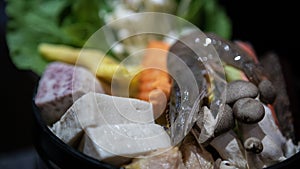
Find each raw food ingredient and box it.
[38,43,128,83]
[137,41,171,119]
[80,124,171,166]
[6,0,232,75]
[125,147,185,169]
[35,62,103,125]
[51,92,154,146]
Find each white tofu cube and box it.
[51,93,154,146]
[80,124,171,166]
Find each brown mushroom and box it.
[214,104,235,137]
[244,137,263,154]
[233,98,265,124]
[258,79,276,104]
[193,104,235,145]
[226,80,258,104]
[214,159,239,169]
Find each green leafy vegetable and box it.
[201,0,232,39]
[6,0,231,75]
[176,0,231,39]
[6,0,104,75]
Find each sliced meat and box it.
[260,53,295,140]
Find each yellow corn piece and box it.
[38,43,129,83]
[38,43,141,97]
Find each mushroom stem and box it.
[210,130,248,169]
[180,134,215,169]
[257,105,286,147]
[244,151,264,169]
[240,104,287,167]
[193,105,235,146]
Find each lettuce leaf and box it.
[6,0,104,75]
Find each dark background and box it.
[1,0,38,153]
[1,0,299,155]
[220,0,300,141]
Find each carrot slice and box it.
[136,41,171,120]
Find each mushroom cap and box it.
[244,137,263,154]
[215,159,238,169]
[233,98,265,124]
[258,79,276,104]
[226,80,259,104]
[214,104,235,137]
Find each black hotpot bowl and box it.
[28,1,300,168]
[32,97,118,169]
[32,93,300,169]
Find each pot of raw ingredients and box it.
[5,0,300,168]
[32,32,300,169]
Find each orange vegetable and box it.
[136,41,171,120]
